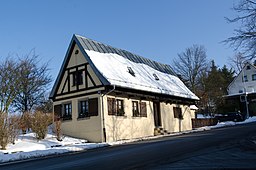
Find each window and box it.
[243,75,248,82]
[63,103,72,120]
[153,73,159,80]
[107,98,125,116]
[117,99,125,116]
[132,101,147,117]
[107,98,116,115]
[246,65,251,70]
[173,107,182,119]
[78,100,89,118]
[78,98,98,118]
[72,70,83,86]
[252,74,256,81]
[132,101,139,117]
[127,66,135,76]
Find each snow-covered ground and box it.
[1,117,256,163]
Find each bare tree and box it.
[228,52,247,74]
[0,58,21,114]
[13,50,52,113]
[172,45,208,93]
[224,0,256,59]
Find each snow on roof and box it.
[85,50,199,100]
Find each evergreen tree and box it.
[200,61,234,114]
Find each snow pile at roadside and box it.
[0,133,108,163]
[196,116,256,131]
[0,117,256,163]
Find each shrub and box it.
[30,111,52,140]
[8,115,20,144]
[0,113,20,150]
[19,112,31,134]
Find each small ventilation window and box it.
[127,67,135,76]
[153,73,159,80]
[246,65,251,70]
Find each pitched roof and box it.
[75,35,175,75]
[50,34,199,100]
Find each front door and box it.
[153,102,161,127]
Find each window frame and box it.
[132,101,140,117]
[78,100,89,118]
[72,70,83,86]
[63,103,72,120]
[78,98,98,119]
[243,75,248,82]
[116,99,125,116]
[252,74,256,81]
[173,107,183,119]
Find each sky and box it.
[0,0,240,87]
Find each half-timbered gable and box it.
[51,42,106,102]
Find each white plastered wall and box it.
[103,95,155,142]
[53,94,102,142]
[103,95,195,142]
[161,103,194,133]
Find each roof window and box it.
[127,67,135,76]
[153,73,159,80]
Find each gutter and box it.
[101,85,116,142]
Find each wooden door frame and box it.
[153,101,161,127]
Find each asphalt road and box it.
[1,122,256,170]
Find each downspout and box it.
[101,85,116,142]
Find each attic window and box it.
[246,65,251,70]
[72,70,83,86]
[127,67,135,76]
[243,75,248,82]
[153,73,159,80]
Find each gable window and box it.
[72,70,83,86]
[252,74,256,81]
[107,98,125,116]
[242,75,248,82]
[246,65,251,70]
[78,98,98,118]
[173,107,183,119]
[132,101,139,117]
[63,103,72,120]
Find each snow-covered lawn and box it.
[1,117,256,163]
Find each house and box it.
[49,34,199,142]
[226,62,256,117]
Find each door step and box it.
[154,127,169,136]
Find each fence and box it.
[192,118,218,129]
